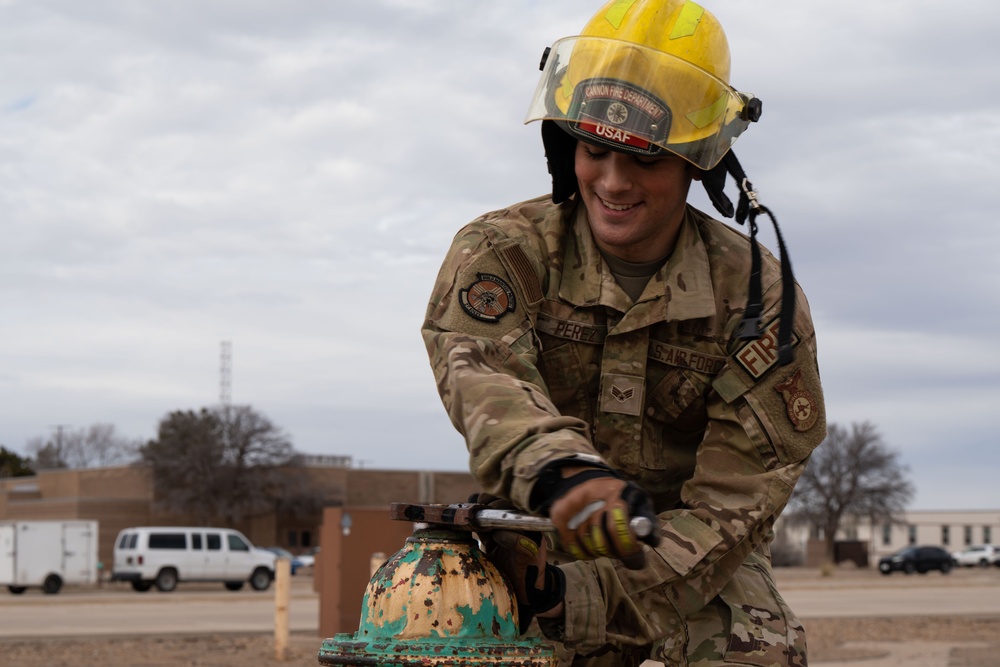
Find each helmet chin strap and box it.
[705,151,797,365]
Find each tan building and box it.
[836,509,1000,562]
[778,509,1000,567]
[0,460,480,571]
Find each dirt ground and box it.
[3,616,999,666]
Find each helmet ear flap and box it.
[542,120,579,204]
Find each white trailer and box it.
[0,520,99,594]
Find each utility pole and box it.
[49,424,71,449]
[45,424,72,468]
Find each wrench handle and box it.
[473,508,654,539]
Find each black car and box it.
[878,546,954,575]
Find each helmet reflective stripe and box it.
[669,2,704,39]
[605,0,638,30]
[687,92,728,130]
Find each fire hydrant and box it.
[317,509,557,667]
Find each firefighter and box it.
[422,1,825,664]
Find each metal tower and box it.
[220,340,232,406]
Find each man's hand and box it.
[545,467,660,568]
[470,494,565,631]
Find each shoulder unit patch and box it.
[459,273,516,323]
[774,369,819,432]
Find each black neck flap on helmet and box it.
[541,121,797,366]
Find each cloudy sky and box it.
[2,1,998,511]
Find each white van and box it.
[111,527,275,592]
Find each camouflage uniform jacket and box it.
[422,195,825,664]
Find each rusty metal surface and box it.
[318,527,556,667]
[389,502,481,529]
[317,636,558,667]
[359,529,516,640]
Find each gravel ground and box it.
[3,616,999,666]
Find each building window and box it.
[882,524,892,546]
[964,526,973,546]
[302,530,312,548]
[942,525,950,546]
[908,525,917,545]
[288,531,298,548]
[985,527,992,545]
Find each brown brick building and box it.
[0,460,480,571]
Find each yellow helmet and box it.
[525,0,760,170]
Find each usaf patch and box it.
[774,369,819,432]
[459,273,516,323]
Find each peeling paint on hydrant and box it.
[317,528,556,666]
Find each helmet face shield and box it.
[525,36,753,170]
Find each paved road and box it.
[775,566,1000,618]
[1,567,998,639]
[0,578,321,639]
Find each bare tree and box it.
[787,421,914,563]
[25,424,140,470]
[141,405,322,525]
[72,423,141,467]
[141,408,226,525]
[26,436,67,470]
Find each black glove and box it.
[468,493,565,633]
[530,463,660,569]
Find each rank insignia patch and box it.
[459,273,516,323]
[774,369,819,432]
[600,373,644,417]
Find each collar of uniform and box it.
[559,204,716,323]
[654,207,716,321]
[559,204,630,311]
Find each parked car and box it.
[296,547,319,570]
[951,545,998,568]
[111,527,275,592]
[260,547,303,575]
[878,545,954,575]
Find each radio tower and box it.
[220,340,232,406]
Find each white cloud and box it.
[1,0,998,510]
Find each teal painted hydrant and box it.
[317,525,556,667]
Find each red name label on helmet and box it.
[578,122,651,150]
